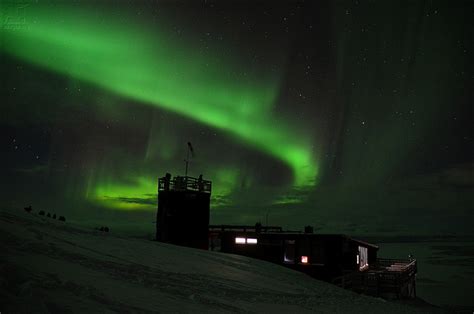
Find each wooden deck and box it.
[334,258,417,299]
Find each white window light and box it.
[301,256,309,264]
[356,254,360,264]
[247,238,258,244]
[235,237,246,244]
[358,246,369,270]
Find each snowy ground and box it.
[0,208,444,313]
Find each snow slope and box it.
[0,208,443,313]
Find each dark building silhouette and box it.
[155,172,416,299]
[156,173,211,250]
[209,225,417,299]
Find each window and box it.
[235,237,257,244]
[301,255,309,264]
[283,240,295,263]
[247,238,258,244]
[235,237,246,244]
[358,246,368,270]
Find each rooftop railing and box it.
[158,175,212,193]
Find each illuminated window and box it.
[358,246,368,270]
[247,238,258,244]
[284,240,295,263]
[235,237,246,244]
[356,254,360,264]
[301,256,309,264]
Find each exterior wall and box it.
[344,240,379,272]
[156,190,210,249]
[368,246,378,265]
[216,232,378,281]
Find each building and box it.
[156,173,211,250]
[209,224,417,299]
[156,174,416,299]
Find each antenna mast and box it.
[184,142,194,177]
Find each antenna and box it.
[184,142,194,177]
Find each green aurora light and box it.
[1,5,319,205]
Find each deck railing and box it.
[375,258,417,274]
[335,258,417,298]
[158,176,212,193]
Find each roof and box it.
[347,236,379,250]
[210,226,379,249]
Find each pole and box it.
[185,144,190,177]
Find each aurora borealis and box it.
[1,0,472,235]
[1,4,318,187]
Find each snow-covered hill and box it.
[0,208,442,313]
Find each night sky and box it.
[1,0,472,235]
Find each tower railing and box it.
[158,175,212,193]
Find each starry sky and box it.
[1,0,472,236]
